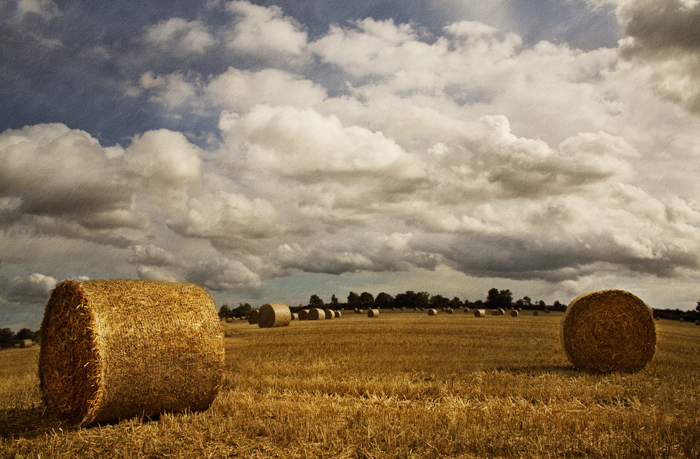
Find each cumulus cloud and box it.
[224,0,308,63]
[130,243,186,267]
[144,18,215,54]
[186,257,262,291]
[16,0,61,21]
[0,124,147,233]
[8,273,56,300]
[126,129,203,187]
[167,191,282,250]
[617,0,700,114]
[137,265,183,282]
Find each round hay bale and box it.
[39,279,224,426]
[334,310,342,318]
[13,343,20,348]
[560,289,656,374]
[446,309,454,314]
[428,309,438,316]
[291,313,298,321]
[474,309,486,318]
[511,310,519,317]
[498,308,505,315]
[258,303,292,328]
[19,339,34,348]
[463,308,470,313]
[367,309,379,318]
[533,311,539,316]
[323,309,334,320]
[248,309,259,325]
[679,318,685,322]
[298,309,309,320]
[695,320,699,326]
[307,308,325,320]
[225,317,233,323]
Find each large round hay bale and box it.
[510,310,519,317]
[248,309,259,325]
[307,308,325,320]
[334,311,342,318]
[298,309,310,320]
[428,309,437,316]
[367,309,379,318]
[39,279,224,426]
[19,339,34,348]
[258,303,292,328]
[323,309,334,320]
[560,290,656,373]
[474,309,486,317]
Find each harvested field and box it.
[2,312,699,458]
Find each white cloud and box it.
[224,0,308,63]
[137,266,183,282]
[130,243,186,267]
[16,0,61,21]
[144,18,215,54]
[8,273,56,299]
[127,129,203,187]
[186,257,262,291]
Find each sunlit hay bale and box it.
[298,309,309,320]
[225,317,233,323]
[560,289,656,374]
[491,310,499,316]
[258,303,292,328]
[19,339,34,348]
[13,343,20,348]
[498,308,505,315]
[428,309,438,316]
[334,311,342,318]
[307,308,325,320]
[474,309,486,318]
[367,309,379,318]
[247,309,259,325]
[323,309,334,320]
[291,313,298,321]
[447,309,454,314]
[511,310,519,317]
[354,308,359,314]
[39,279,224,426]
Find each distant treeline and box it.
[0,327,40,348]
[220,289,700,323]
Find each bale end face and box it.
[258,303,292,328]
[560,289,656,374]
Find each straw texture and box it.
[307,308,325,320]
[39,279,224,426]
[324,309,334,320]
[367,309,379,317]
[258,303,292,328]
[560,289,656,374]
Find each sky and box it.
[1,0,700,331]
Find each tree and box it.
[0,328,14,344]
[485,288,513,309]
[309,294,324,308]
[696,300,700,313]
[375,292,394,309]
[218,304,233,319]
[330,294,339,309]
[347,292,360,307]
[522,296,532,307]
[233,303,253,318]
[394,291,430,309]
[359,292,375,307]
[16,328,36,340]
[430,294,450,309]
[449,297,463,309]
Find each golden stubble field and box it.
[1,310,699,458]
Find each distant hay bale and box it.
[324,309,334,320]
[367,309,379,318]
[13,343,20,348]
[291,313,298,321]
[511,310,519,317]
[533,311,539,316]
[491,310,499,316]
[39,279,224,426]
[248,309,259,325]
[354,308,360,314]
[428,309,438,316]
[225,317,233,323]
[446,309,454,314]
[474,309,486,317]
[334,311,342,318]
[498,308,505,315]
[298,309,310,320]
[463,308,470,313]
[258,303,292,328]
[560,289,656,374]
[695,320,699,326]
[679,318,685,322]
[307,308,325,320]
[19,339,34,348]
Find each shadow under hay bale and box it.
[560,289,656,374]
[39,279,224,426]
[258,303,292,328]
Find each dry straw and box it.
[258,303,292,328]
[248,309,259,325]
[474,309,486,317]
[298,309,309,320]
[367,309,379,318]
[39,279,224,426]
[428,309,437,316]
[307,308,325,320]
[560,289,656,373]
